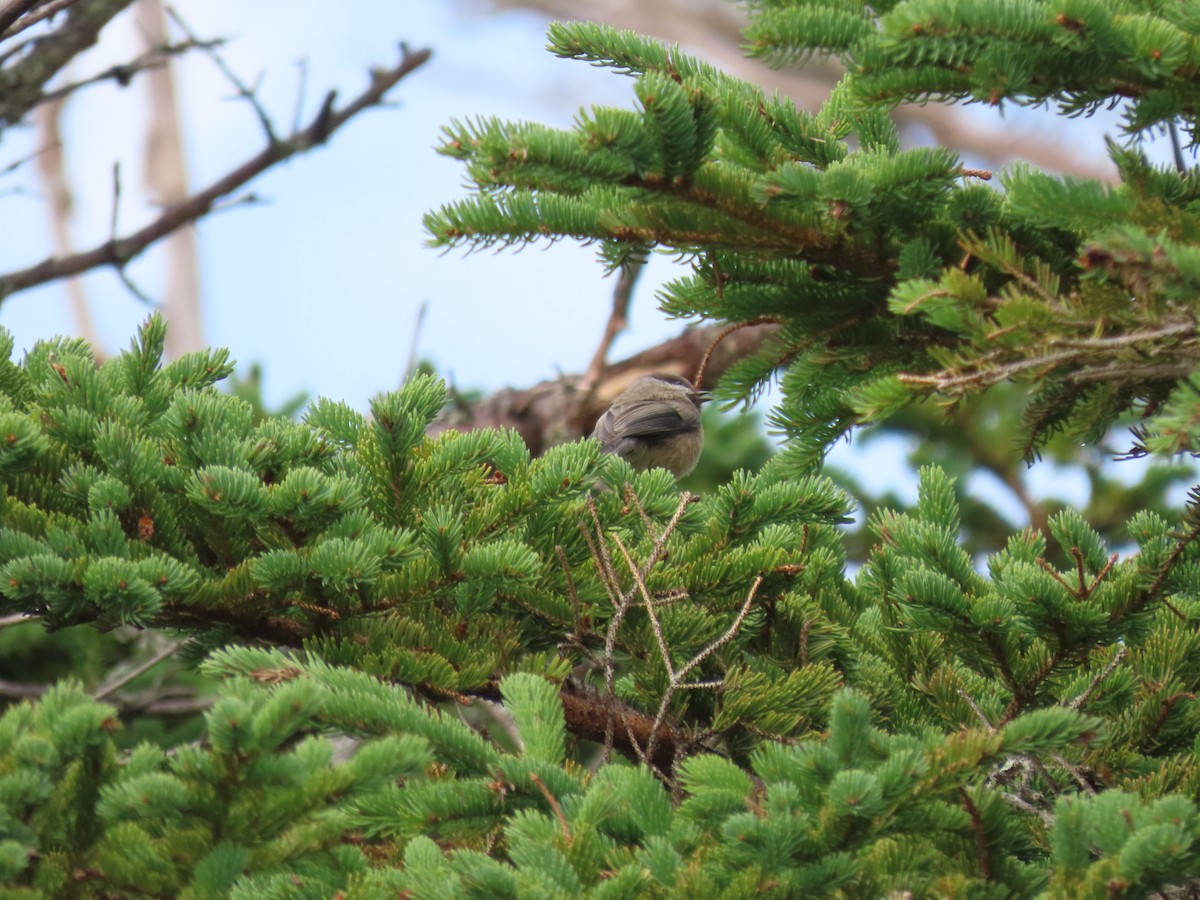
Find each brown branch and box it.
[0,0,133,130]
[558,679,684,773]
[1,0,83,41]
[0,0,40,36]
[577,256,644,404]
[0,42,433,304]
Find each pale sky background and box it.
[0,0,1180,523]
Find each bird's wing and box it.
[592,401,693,453]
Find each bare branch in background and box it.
[39,36,220,105]
[0,43,433,304]
[165,4,275,145]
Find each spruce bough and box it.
[3,0,1200,895]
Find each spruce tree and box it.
[4,1,1200,896]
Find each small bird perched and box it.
[590,373,707,479]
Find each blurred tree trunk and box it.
[136,0,202,358]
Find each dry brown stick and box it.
[0,43,433,304]
[529,772,572,841]
[645,575,761,767]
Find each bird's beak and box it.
[693,390,712,404]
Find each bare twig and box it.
[693,316,779,388]
[0,677,48,700]
[108,159,156,306]
[643,573,763,771]
[956,687,996,730]
[39,36,221,105]
[1168,120,1188,175]
[291,57,309,135]
[93,639,183,700]
[165,5,276,143]
[403,300,429,383]
[1049,753,1097,794]
[1,0,84,40]
[997,788,1055,827]
[529,772,572,842]
[0,43,433,305]
[0,611,37,628]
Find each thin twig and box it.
[0,612,36,628]
[612,532,676,680]
[673,576,761,685]
[997,789,1055,827]
[109,161,121,239]
[0,0,126,116]
[39,37,222,105]
[528,773,571,842]
[291,57,309,135]
[693,316,779,388]
[165,5,277,143]
[0,0,39,37]
[1168,120,1188,175]
[1049,753,1097,794]
[645,575,763,768]
[94,639,183,700]
[957,687,996,730]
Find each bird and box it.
[590,373,707,479]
